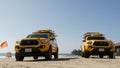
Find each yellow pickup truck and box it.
[14,30,59,61]
[81,32,115,58]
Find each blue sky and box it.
[0,0,120,53]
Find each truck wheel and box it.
[81,52,84,57]
[33,56,38,60]
[54,52,58,59]
[99,55,103,58]
[45,47,52,60]
[54,48,58,59]
[15,53,24,61]
[84,51,90,58]
[109,52,114,59]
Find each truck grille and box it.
[93,42,109,46]
[20,40,39,46]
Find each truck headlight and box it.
[41,39,48,43]
[15,46,20,49]
[88,46,93,48]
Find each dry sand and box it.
[0,56,120,68]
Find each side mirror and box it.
[50,37,55,40]
[82,39,86,42]
[16,41,19,44]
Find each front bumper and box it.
[16,48,47,57]
[88,48,112,55]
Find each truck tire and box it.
[15,53,24,61]
[84,50,90,58]
[109,52,114,59]
[33,56,38,60]
[54,48,58,59]
[81,52,84,57]
[54,52,58,59]
[99,54,103,58]
[45,47,52,60]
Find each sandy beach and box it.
[0,56,120,68]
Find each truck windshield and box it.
[87,37,105,40]
[26,34,48,38]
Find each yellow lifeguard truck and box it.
[15,30,59,61]
[81,32,115,58]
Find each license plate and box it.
[99,49,104,52]
[25,48,32,52]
